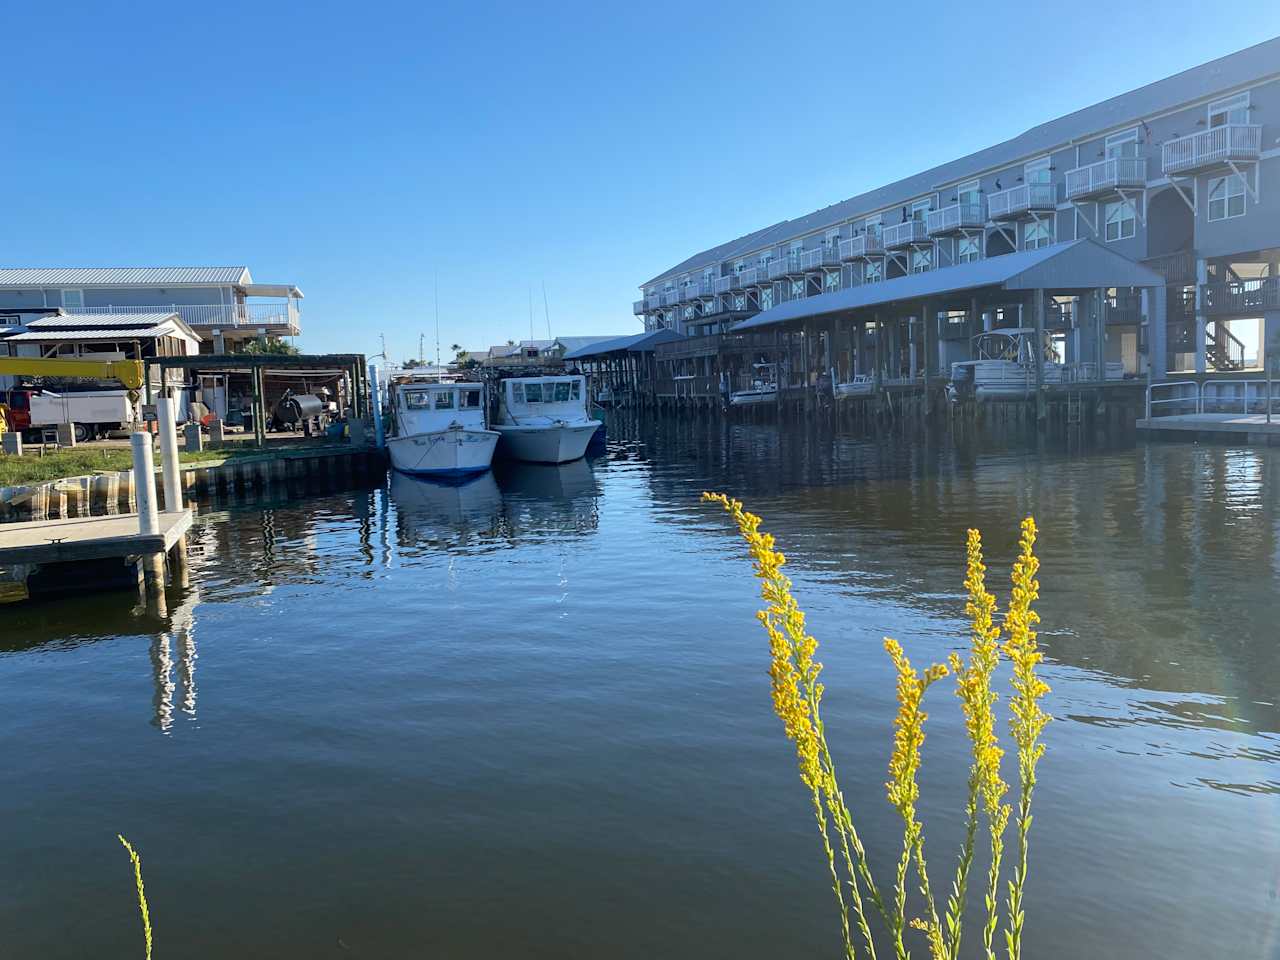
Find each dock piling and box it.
[157,398,184,514]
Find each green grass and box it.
[0,445,325,487]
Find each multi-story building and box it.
[0,266,302,354]
[638,38,1280,386]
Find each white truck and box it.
[28,390,140,442]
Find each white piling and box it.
[131,432,160,536]
[157,397,184,512]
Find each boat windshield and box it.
[511,379,582,404]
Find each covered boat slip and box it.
[561,329,686,407]
[656,240,1169,413]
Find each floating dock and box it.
[0,509,192,565]
[1136,413,1280,444]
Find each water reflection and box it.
[389,471,504,547]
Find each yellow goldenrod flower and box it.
[118,834,153,960]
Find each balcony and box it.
[645,294,661,311]
[660,290,680,307]
[740,266,770,287]
[800,246,842,271]
[685,278,713,299]
[1202,276,1280,317]
[712,275,734,296]
[882,219,929,249]
[1162,124,1261,176]
[1065,156,1147,201]
[67,301,300,335]
[987,182,1056,221]
[633,299,645,315]
[768,253,801,281]
[839,233,883,260]
[926,201,987,237]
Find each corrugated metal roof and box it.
[733,240,1164,331]
[552,335,621,352]
[25,312,178,328]
[5,325,180,341]
[0,266,252,287]
[563,328,686,359]
[644,37,1280,287]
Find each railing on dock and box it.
[1145,379,1279,419]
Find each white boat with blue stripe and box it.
[387,379,499,477]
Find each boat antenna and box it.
[434,274,442,381]
[528,284,534,342]
[542,280,551,339]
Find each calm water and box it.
[3,418,1279,959]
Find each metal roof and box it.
[5,325,180,341]
[552,335,621,352]
[643,36,1280,287]
[562,328,686,359]
[25,312,178,328]
[0,266,252,287]
[733,240,1165,331]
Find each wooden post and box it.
[1033,289,1047,421]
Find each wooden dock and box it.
[0,509,192,565]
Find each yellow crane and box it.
[0,356,145,390]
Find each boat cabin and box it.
[498,375,589,422]
[391,380,486,434]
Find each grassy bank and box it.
[2,446,265,487]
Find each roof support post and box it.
[1096,288,1108,383]
[1033,289,1046,421]
[1145,285,1167,381]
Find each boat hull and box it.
[729,389,777,406]
[388,428,499,476]
[494,421,600,464]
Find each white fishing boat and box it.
[729,363,778,406]
[493,374,601,464]
[833,373,876,398]
[386,378,499,477]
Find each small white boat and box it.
[833,373,876,398]
[494,375,601,464]
[730,363,778,406]
[386,379,499,477]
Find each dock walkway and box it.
[1137,413,1280,443]
[0,509,192,565]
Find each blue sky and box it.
[4,2,1279,361]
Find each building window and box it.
[910,247,933,274]
[1025,156,1052,184]
[1207,174,1246,221]
[956,180,981,206]
[734,260,745,274]
[824,270,841,292]
[957,236,980,263]
[790,279,805,299]
[1208,93,1248,127]
[911,198,932,221]
[825,228,841,248]
[864,260,882,284]
[1105,129,1139,159]
[60,289,85,309]
[1103,200,1135,241]
[1023,219,1053,249]
[864,217,882,237]
[760,287,774,310]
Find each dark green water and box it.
[2,417,1278,958]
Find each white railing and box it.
[883,219,929,248]
[660,290,680,306]
[633,299,645,314]
[800,246,840,271]
[1145,378,1280,419]
[68,302,299,329]
[840,233,883,259]
[987,182,1056,219]
[645,294,662,310]
[1064,157,1146,200]
[926,201,987,235]
[1162,124,1261,174]
[712,276,733,295]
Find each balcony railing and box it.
[1065,156,1147,201]
[660,290,680,307]
[67,302,300,331]
[839,233,883,260]
[1162,124,1261,175]
[1202,277,1280,317]
[987,182,1056,220]
[740,266,771,287]
[926,201,987,236]
[712,275,734,296]
[1144,251,1196,287]
[800,246,842,270]
[882,219,929,249]
[633,299,645,315]
[684,278,713,299]
[645,294,662,310]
